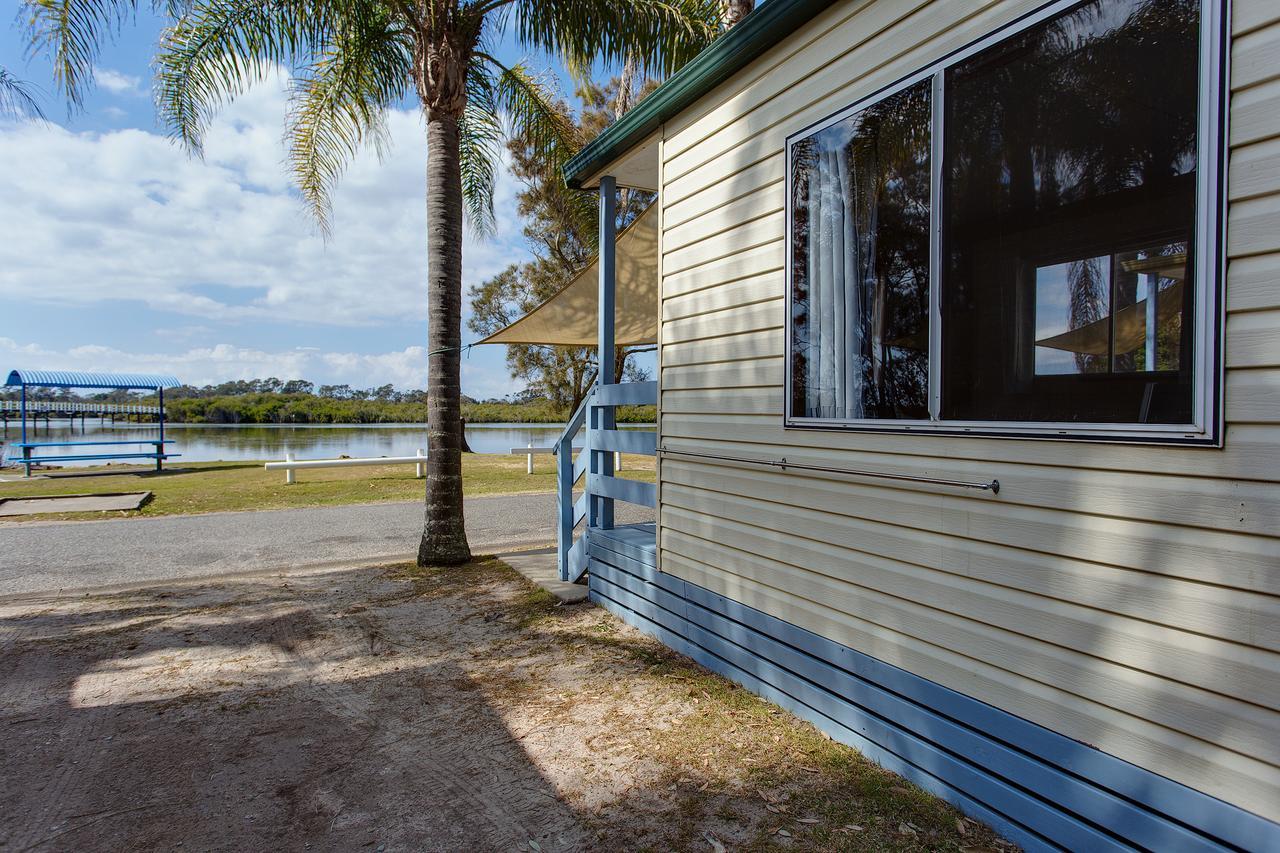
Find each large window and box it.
[785,0,1223,443]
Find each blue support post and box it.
[20,384,30,478]
[592,175,617,531]
[156,386,165,471]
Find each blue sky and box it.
[0,9,603,399]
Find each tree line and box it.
[163,394,651,425]
[167,379,426,403]
[0,382,653,425]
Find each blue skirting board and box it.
[585,524,1279,852]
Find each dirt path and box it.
[0,560,1012,852]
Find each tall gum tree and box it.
[23,0,725,564]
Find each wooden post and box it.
[415,448,425,478]
[285,451,295,485]
[592,174,617,531]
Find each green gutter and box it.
[563,0,834,188]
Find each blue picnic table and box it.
[4,370,182,477]
[7,439,179,475]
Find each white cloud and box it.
[0,71,527,329]
[0,336,439,391]
[94,68,142,95]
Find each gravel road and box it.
[0,493,651,597]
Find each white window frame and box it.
[782,0,1228,445]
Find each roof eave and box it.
[563,0,833,189]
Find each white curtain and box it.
[804,137,878,419]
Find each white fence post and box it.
[527,441,534,475]
[266,453,438,479]
[615,450,622,471]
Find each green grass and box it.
[0,454,654,521]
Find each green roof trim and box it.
[563,0,833,189]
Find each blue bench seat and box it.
[17,453,181,464]
[11,439,173,448]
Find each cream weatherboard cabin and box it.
[482,0,1280,847]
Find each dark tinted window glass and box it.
[790,79,932,420]
[941,0,1200,424]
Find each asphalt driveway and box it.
[0,493,651,596]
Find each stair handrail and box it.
[554,387,595,579]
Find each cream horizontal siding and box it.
[659,429,1280,539]
[1232,18,1280,90]
[660,410,1280,485]
[1230,137,1280,202]
[657,518,1280,763]
[663,157,784,230]
[1233,2,1280,36]
[653,0,1280,822]
[663,211,783,275]
[664,242,783,298]
[659,482,1280,649]
[662,275,781,323]
[663,183,783,253]
[1229,255,1280,312]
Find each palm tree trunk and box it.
[418,108,472,566]
[721,0,754,28]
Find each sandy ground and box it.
[0,559,1012,852]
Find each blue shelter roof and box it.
[5,370,182,390]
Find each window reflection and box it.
[941,0,1200,425]
[790,79,932,420]
[1034,244,1187,376]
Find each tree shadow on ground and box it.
[0,559,1011,852]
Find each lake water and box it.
[0,422,636,466]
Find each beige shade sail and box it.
[476,201,659,347]
[1035,254,1187,356]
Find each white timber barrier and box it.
[266,449,426,484]
[511,442,612,475]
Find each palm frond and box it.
[482,54,601,245]
[22,0,140,108]
[21,0,195,109]
[156,0,340,154]
[0,68,47,120]
[512,0,720,80]
[285,5,410,231]
[458,60,503,236]
[487,57,580,172]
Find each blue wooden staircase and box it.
[553,380,657,584]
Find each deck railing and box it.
[0,400,162,415]
[554,380,657,582]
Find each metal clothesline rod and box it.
[658,446,1000,494]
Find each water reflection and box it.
[0,422,628,466]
